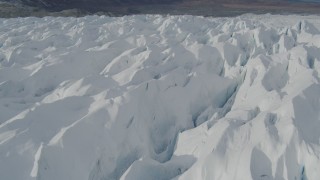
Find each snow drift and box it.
[0,14,320,180]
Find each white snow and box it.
[0,14,320,180]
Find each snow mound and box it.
[0,14,320,180]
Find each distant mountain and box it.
[1,0,285,8]
[1,0,320,16]
[3,0,320,8]
[3,0,181,8]
[3,0,320,9]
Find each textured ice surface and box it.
[0,14,320,180]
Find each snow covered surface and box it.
[1,14,320,180]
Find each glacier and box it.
[0,14,320,180]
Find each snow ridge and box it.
[0,14,320,180]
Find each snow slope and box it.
[0,14,320,180]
